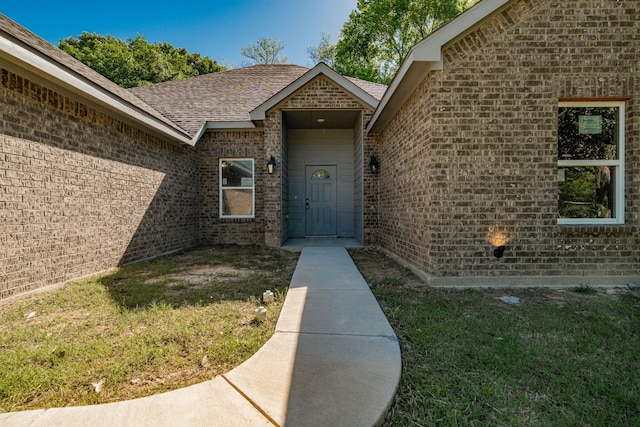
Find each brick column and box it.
[263,111,282,247]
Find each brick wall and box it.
[197,129,266,245]
[362,127,379,245]
[1,69,199,299]
[377,0,640,284]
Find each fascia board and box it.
[191,121,258,142]
[204,121,257,130]
[250,62,379,121]
[0,33,194,146]
[367,0,512,133]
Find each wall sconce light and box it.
[369,155,379,174]
[487,230,510,259]
[267,156,277,174]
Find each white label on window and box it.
[558,168,565,182]
[241,177,253,187]
[579,115,602,134]
[222,178,227,185]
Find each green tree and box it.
[240,37,288,66]
[59,33,224,88]
[307,30,336,66]
[333,0,478,83]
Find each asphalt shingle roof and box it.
[131,64,388,137]
[130,65,307,136]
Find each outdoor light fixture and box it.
[369,155,379,174]
[487,230,510,259]
[267,156,277,174]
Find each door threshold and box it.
[282,237,362,248]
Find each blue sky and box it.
[1,0,357,67]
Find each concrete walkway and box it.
[0,247,401,426]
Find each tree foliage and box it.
[240,37,288,66]
[307,30,336,67]
[59,33,224,88]
[333,0,479,84]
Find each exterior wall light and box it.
[369,155,379,174]
[487,230,510,259]
[267,156,277,174]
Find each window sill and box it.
[556,224,636,236]
[218,217,256,222]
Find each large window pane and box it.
[221,160,254,187]
[557,101,624,224]
[558,166,615,219]
[220,159,254,218]
[558,106,619,160]
[222,189,254,216]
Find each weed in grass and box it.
[573,284,598,294]
[0,246,298,412]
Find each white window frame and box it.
[558,101,625,225]
[219,158,255,219]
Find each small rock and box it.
[200,355,210,369]
[255,306,267,322]
[262,290,275,304]
[499,296,520,305]
[25,311,37,321]
[92,379,104,393]
[130,378,141,385]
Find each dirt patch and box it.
[145,265,251,286]
[349,247,423,287]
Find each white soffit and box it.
[250,62,379,122]
[367,0,512,133]
[0,31,194,146]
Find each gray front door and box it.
[305,166,337,236]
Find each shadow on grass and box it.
[100,245,298,311]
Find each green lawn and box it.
[349,248,640,427]
[0,246,298,412]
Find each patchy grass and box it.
[0,246,298,413]
[349,248,640,427]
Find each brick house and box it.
[1,0,639,299]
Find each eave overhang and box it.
[0,19,194,146]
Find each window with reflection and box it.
[220,159,254,218]
[557,102,625,224]
[311,169,331,180]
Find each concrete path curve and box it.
[0,247,401,426]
